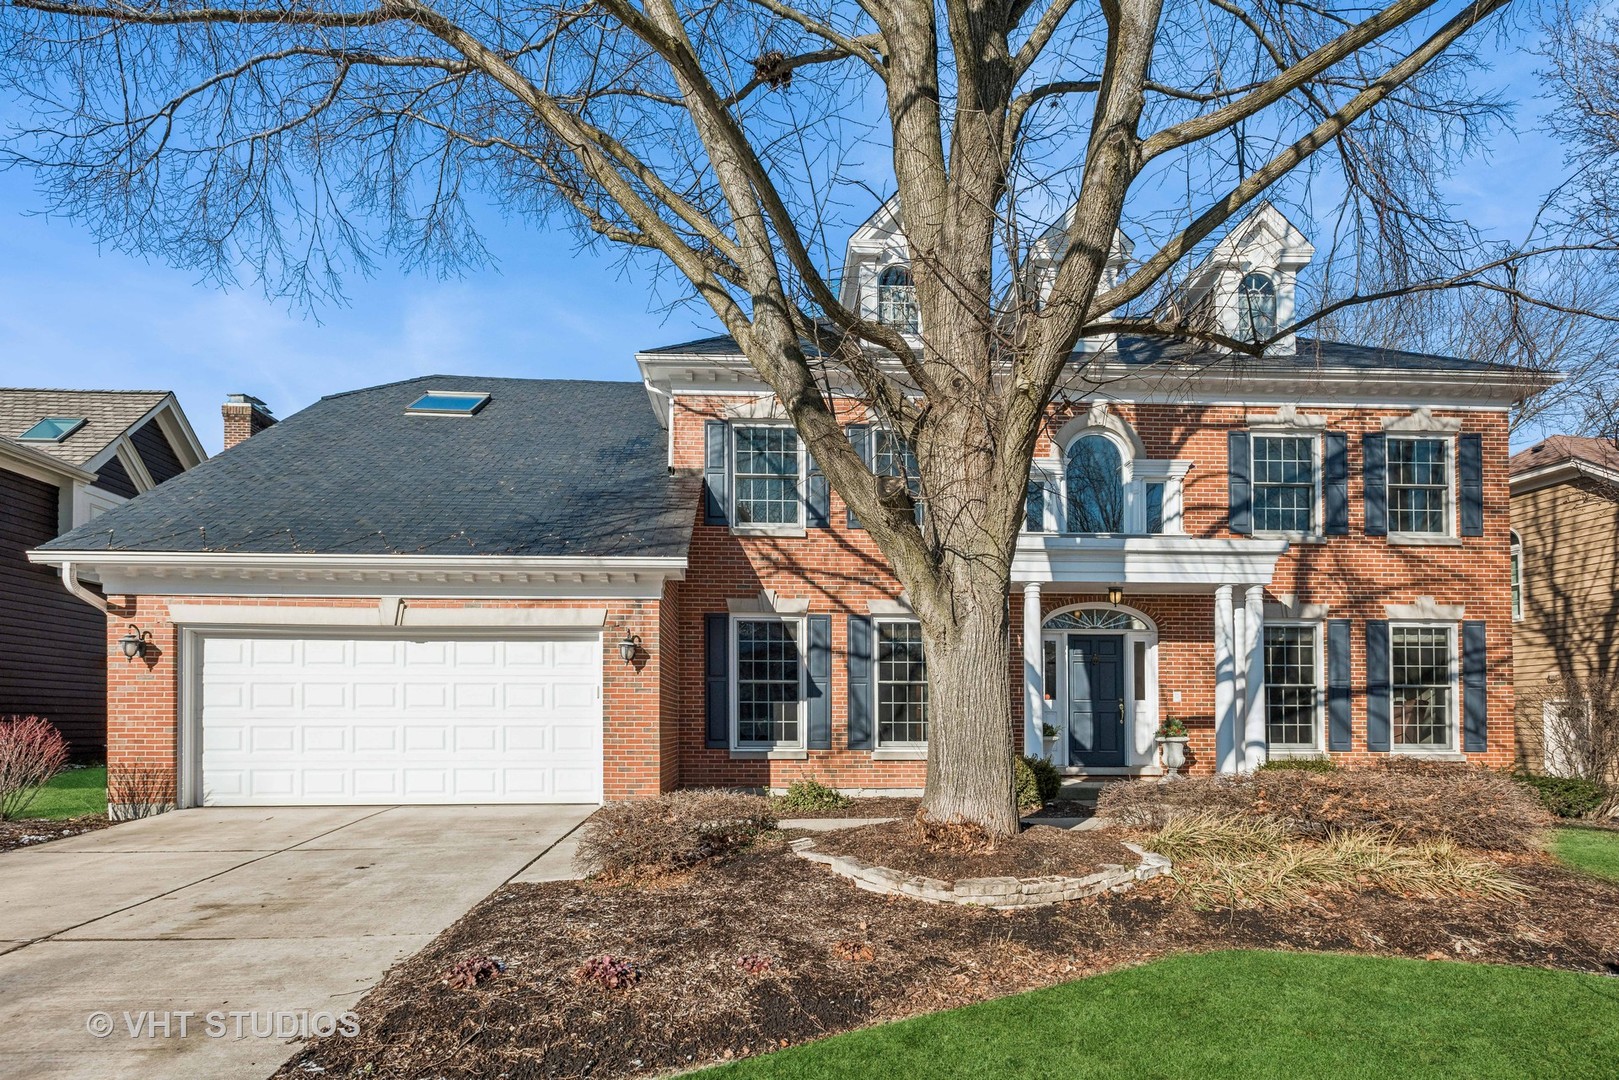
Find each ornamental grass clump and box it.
[573,789,776,879]
[1148,810,1530,910]
[1099,761,1549,853]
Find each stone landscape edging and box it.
[789,828,1170,909]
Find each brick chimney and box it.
[222,393,276,451]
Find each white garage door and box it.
[198,635,603,805]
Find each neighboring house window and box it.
[873,428,921,499]
[1251,434,1316,533]
[1388,437,1450,535]
[1390,625,1454,750]
[732,425,803,527]
[734,618,804,748]
[1236,272,1276,341]
[1543,699,1575,777]
[1066,434,1125,532]
[1264,624,1320,750]
[876,620,928,746]
[1510,530,1523,622]
[877,265,920,333]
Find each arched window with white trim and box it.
[1511,529,1524,622]
[1236,271,1276,341]
[1065,433,1125,533]
[877,265,919,333]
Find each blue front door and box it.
[1068,634,1126,767]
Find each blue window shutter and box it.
[1324,432,1349,536]
[704,613,729,748]
[1025,474,1046,533]
[1363,433,1387,537]
[703,421,729,526]
[1227,431,1251,534]
[845,424,871,529]
[1463,620,1487,752]
[806,615,832,749]
[1327,619,1352,752]
[1458,433,1483,537]
[1365,619,1391,752]
[805,453,830,529]
[847,615,874,749]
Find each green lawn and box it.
[1555,826,1619,883]
[698,950,1619,1080]
[15,766,107,820]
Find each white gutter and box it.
[58,561,108,613]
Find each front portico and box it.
[1014,535,1288,776]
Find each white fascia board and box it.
[151,397,209,467]
[1012,535,1289,591]
[1510,458,1619,496]
[25,550,688,600]
[0,439,95,485]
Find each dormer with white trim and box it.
[1167,202,1314,355]
[1025,206,1133,353]
[837,198,918,334]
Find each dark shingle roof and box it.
[640,332,1522,374]
[43,376,694,559]
[0,388,171,466]
[1510,435,1619,476]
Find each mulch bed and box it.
[0,814,110,853]
[1027,799,1097,819]
[805,820,1136,882]
[273,836,1619,1080]
[775,796,919,819]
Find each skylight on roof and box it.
[18,417,87,442]
[406,391,490,416]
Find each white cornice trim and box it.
[0,439,96,485]
[166,603,609,629]
[1510,457,1619,496]
[1012,535,1288,592]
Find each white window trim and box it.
[1386,434,1456,543]
[729,422,806,536]
[1248,430,1323,540]
[1262,620,1324,755]
[730,613,808,752]
[872,617,928,750]
[1510,530,1524,623]
[1031,430,1189,537]
[1388,621,1460,756]
[1543,699,1574,777]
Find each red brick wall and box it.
[104,593,670,803]
[668,396,1516,784]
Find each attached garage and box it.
[195,633,604,805]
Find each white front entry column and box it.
[1022,582,1044,756]
[1213,583,1239,774]
[1242,584,1268,772]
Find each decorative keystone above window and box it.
[18,416,87,442]
[406,391,491,415]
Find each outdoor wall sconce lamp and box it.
[119,624,153,660]
[1107,586,1125,607]
[618,633,642,664]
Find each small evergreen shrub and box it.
[1259,756,1338,774]
[1014,755,1061,811]
[776,777,851,813]
[1513,772,1609,819]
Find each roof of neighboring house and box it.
[41,376,696,560]
[1510,435,1619,477]
[639,332,1527,374]
[0,389,174,468]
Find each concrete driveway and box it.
[0,804,593,1080]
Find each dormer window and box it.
[877,266,919,334]
[1236,272,1277,341]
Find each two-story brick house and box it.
[32,206,1543,812]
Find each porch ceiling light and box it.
[619,633,642,664]
[119,624,153,660]
[1107,586,1124,607]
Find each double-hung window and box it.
[1251,435,1316,533]
[732,425,803,528]
[875,620,928,746]
[733,617,804,749]
[1388,437,1450,535]
[1263,624,1320,751]
[873,428,921,502]
[1390,625,1454,750]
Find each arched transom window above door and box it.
[1044,608,1151,631]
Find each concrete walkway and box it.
[0,804,592,1080]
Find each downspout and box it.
[59,561,108,613]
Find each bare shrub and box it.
[573,790,776,879]
[0,715,69,820]
[1528,673,1619,801]
[1148,810,1531,909]
[106,766,175,820]
[1099,763,1550,853]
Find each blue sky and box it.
[0,27,1568,455]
